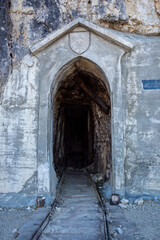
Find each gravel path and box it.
[0,207,35,240]
[123,200,160,240]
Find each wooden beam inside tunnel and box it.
[77,75,110,115]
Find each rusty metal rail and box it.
[17,168,110,240]
[86,169,110,240]
[35,168,110,240]
[32,170,66,240]
[16,170,66,240]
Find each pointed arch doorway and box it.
[52,58,112,179]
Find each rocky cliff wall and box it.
[0,0,160,84]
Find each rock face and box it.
[124,0,160,35]
[0,1,11,85]
[0,0,160,83]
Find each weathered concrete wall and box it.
[122,37,160,197]
[0,55,39,193]
[0,0,160,204]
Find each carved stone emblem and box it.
[69,27,90,54]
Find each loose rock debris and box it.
[0,207,35,240]
[107,199,160,240]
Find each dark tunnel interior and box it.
[64,105,89,169]
[53,67,111,178]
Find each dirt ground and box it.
[0,200,160,240]
[0,207,35,240]
[123,200,160,240]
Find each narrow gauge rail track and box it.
[86,169,110,240]
[17,168,110,240]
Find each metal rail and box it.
[33,168,110,240]
[86,169,110,240]
[32,170,66,240]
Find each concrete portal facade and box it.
[0,19,160,203]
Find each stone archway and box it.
[36,53,125,196]
[33,19,134,197]
[52,58,111,179]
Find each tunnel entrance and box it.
[53,60,111,179]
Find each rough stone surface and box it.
[0,0,11,84]
[110,0,160,35]
[0,0,160,83]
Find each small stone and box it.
[0,208,3,210]
[120,198,129,205]
[35,196,45,208]
[12,228,19,238]
[116,227,123,234]
[91,173,104,182]
[135,236,141,240]
[110,231,117,238]
[154,197,159,203]
[134,198,144,205]
[119,203,128,209]
[56,207,61,212]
